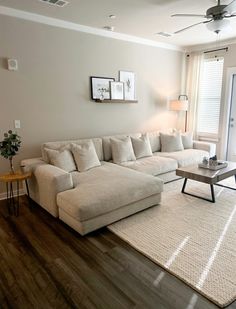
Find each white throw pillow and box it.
[181,132,193,149]
[110,137,136,164]
[147,131,161,153]
[45,148,76,172]
[131,134,153,159]
[71,141,101,172]
[160,132,184,152]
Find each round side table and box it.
[0,171,32,216]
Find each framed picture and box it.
[119,71,135,100]
[110,81,124,100]
[90,76,115,100]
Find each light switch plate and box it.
[14,120,21,129]
[8,59,18,71]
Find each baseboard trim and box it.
[0,189,25,201]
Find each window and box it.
[197,57,224,137]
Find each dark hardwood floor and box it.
[0,196,235,309]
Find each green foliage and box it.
[0,130,21,159]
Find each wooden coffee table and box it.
[176,161,236,203]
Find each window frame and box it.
[196,56,224,141]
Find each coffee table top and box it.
[176,161,236,184]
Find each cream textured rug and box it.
[108,177,236,308]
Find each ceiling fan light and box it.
[206,19,231,33]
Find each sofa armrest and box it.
[193,141,216,157]
[21,157,46,172]
[21,158,73,217]
[35,164,73,217]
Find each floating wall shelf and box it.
[94,99,138,103]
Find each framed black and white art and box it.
[119,71,135,100]
[90,76,115,100]
[110,81,124,100]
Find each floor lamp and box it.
[169,95,189,132]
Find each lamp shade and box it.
[169,100,188,111]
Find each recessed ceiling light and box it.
[103,26,114,31]
[109,15,116,19]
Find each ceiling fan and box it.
[172,0,236,34]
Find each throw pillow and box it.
[110,137,136,164]
[147,131,161,153]
[131,134,153,159]
[45,148,76,172]
[181,132,193,149]
[71,141,101,172]
[160,132,184,152]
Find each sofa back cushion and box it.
[181,132,193,149]
[102,133,140,161]
[45,148,76,172]
[160,132,184,152]
[131,134,153,159]
[110,137,136,164]
[71,141,101,172]
[147,131,161,153]
[42,138,104,162]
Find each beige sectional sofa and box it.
[22,131,216,235]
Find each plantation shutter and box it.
[197,57,224,137]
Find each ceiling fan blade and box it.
[171,14,207,18]
[225,0,236,14]
[174,20,211,34]
[225,13,236,17]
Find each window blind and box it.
[197,58,224,136]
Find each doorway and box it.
[227,74,236,161]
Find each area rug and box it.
[108,177,236,308]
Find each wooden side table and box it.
[0,171,32,216]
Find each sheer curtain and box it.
[186,52,204,137]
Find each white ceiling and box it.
[1,0,236,48]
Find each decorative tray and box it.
[198,161,228,171]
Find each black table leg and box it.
[25,179,32,210]
[16,180,19,216]
[210,184,215,203]
[10,182,16,214]
[182,178,187,193]
[181,178,216,203]
[6,183,11,215]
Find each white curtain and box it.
[185,52,204,136]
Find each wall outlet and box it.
[14,120,21,129]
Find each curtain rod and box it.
[204,47,228,54]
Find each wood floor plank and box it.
[0,196,232,308]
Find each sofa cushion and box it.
[181,132,193,149]
[156,149,209,167]
[120,156,177,176]
[147,131,161,152]
[71,141,101,172]
[45,148,76,173]
[160,132,184,152]
[102,133,140,161]
[111,137,136,164]
[57,162,163,222]
[42,138,103,162]
[131,134,152,159]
